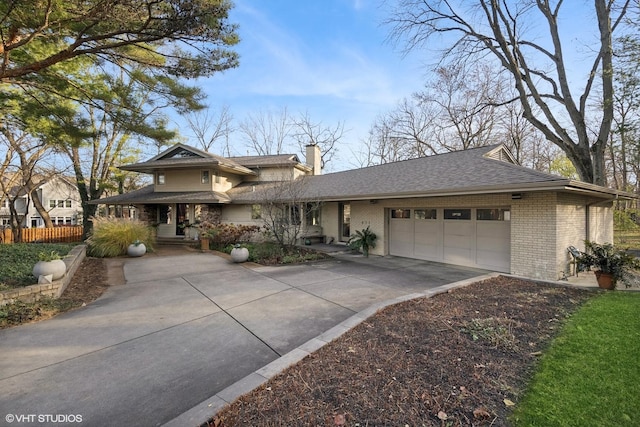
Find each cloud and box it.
[223,2,416,108]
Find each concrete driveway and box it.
[0,250,490,427]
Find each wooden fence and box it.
[1,226,83,244]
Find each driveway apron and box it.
[0,251,489,427]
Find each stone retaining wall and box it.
[0,244,87,306]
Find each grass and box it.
[512,291,640,426]
[615,229,640,248]
[0,243,76,290]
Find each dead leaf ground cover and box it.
[208,276,594,427]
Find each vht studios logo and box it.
[5,414,83,423]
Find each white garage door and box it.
[389,207,510,272]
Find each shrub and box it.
[210,224,261,249]
[348,226,377,257]
[86,217,155,257]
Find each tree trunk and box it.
[29,187,54,228]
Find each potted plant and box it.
[348,226,377,257]
[194,212,220,251]
[33,250,67,281]
[230,243,249,263]
[576,241,640,289]
[127,240,146,257]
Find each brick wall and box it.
[315,193,613,282]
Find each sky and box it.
[172,0,427,171]
[169,1,606,173]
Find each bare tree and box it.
[0,126,55,233]
[422,63,502,151]
[185,104,235,154]
[387,0,632,185]
[291,111,345,169]
[609,35,640,194]
[239,107,292,156]
[256,174,320,248]
[364,96,437,165]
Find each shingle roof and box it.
[92,185,231,204]
[95,144,633,205]
[300,145,567,200]
[229,145,576,203]
[230,154,302,168]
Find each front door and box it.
[339,202,350,241]
[176,203,189,236]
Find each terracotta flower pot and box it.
[200,238,210,251]
[595,271,616,290]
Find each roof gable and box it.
[484,145,518,164]
[150,143,212,161]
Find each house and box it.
[95,143,635,282]
[0,174,83,228]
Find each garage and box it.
[389,207,510,272]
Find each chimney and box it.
[305,144,322,175]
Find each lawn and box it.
[615,229,640,249]
[512,291,640,426]
[0,243,76,290]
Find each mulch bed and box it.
[0,257,110,328]
[208,276,594,427]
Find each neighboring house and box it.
[0,175,83,228]
[95,143,636,282]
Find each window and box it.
[201,170,210,184]
[477,208,511,221]
[65,200,72,208]
[251,204,262,220]
[391,209,411,219]
[305,203,321,226]
[57,200,65,208]
[157,173,165,185]
[288,205,301,225]
[214,172,221,184]
[49,200,56,208]
[65,217,72,225]
[444,209,471,220]
[415,209,437,220]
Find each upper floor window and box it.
[201,170,210,184]
[214,172,221,184]
[49,199,72,208]
[157,172,165,185]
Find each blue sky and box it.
[170,1,605,172]
[173,0,426,170]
